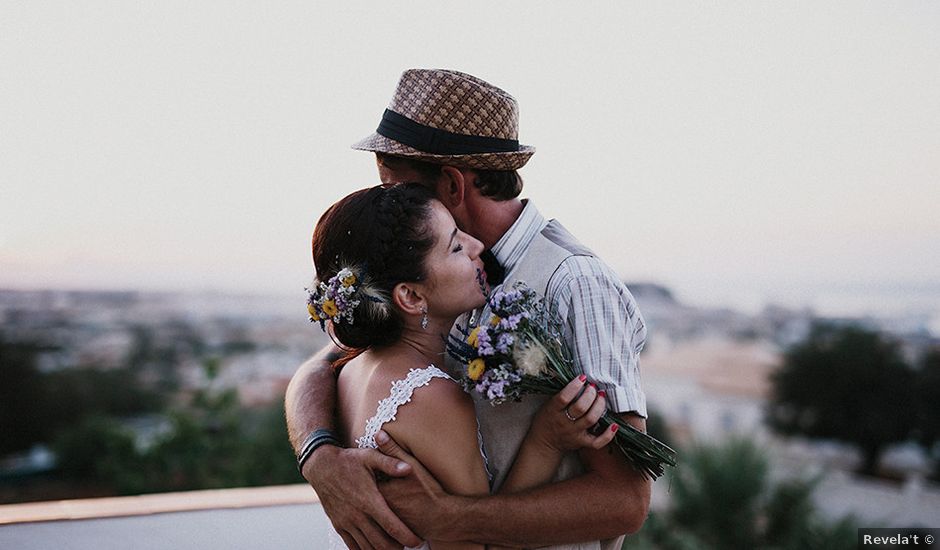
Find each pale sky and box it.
[2,2,938,314]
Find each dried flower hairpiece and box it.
[305,267,388,331]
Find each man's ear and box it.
[391,281,426,317]
[437,166,469,209]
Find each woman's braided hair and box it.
[311,183,436,351]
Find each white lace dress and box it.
[330,365,487,550]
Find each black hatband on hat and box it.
[376,109,520,156]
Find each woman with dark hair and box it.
[308,184,615,550]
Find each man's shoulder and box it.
[540,218,595,258]
[551,255,629,298]
[511,217,624,292]
[535,220,620,282]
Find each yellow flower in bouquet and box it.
[446,281,678,480]
[467,326,481,347]
[467,358,486,381]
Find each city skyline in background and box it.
[2,2,938,319]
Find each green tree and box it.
[142,358,246,491]
[49,355,298,496]
[238,401,298,486]
[631,439,856,550]
[133,358,298,493]
[53,416,145,493]
[914,347,940,479]
[645,408,673,450]
[43,366,163,422]
[767,324,915,476]
[0,335,53,454]
[1,330,164,458]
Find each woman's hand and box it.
[499,376,619,499]
[530,375,619,453]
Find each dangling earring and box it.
[421,306,429,330]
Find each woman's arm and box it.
[384,377,491,550]
[377,413,649,547]
[375,378,623,549]
[497,376,618,494]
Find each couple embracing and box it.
[285,69,653,550]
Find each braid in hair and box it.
[368,186,428,280]
[311,183,436,351]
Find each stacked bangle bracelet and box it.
[296,428,342,473]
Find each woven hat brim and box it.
[351,133,535,171]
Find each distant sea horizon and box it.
[670,280,940,317]
[664,279,940,338]
[3,279,939,329]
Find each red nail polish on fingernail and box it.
[589,383,596,389]
[578,374,587,382]
[598,390,606,397]
[611,424,619,432]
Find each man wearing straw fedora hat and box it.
[286,69,651,550]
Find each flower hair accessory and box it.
[306,267,387,331]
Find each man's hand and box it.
[288,346,420,548]
[375,430,465,543]
[303,444,422,549]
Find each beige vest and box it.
[449,220,626,550]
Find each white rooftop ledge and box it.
[0,484,334,550]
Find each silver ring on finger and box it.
[564,407,577,421]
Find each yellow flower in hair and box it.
[467,358,486,381]
[490,316,501,327]
[341,273,357,287]
[467,326,481,347]
[307,303,318,318]
[321,299,339,318]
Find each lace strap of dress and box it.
[356,365,452,449]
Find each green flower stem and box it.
[515,328,678,479]
[467,285,678,480]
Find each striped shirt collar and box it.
[490,199,549,277]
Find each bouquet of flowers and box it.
[448,282,677,480]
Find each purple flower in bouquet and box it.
[447,281,677,480]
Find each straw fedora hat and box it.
[351,69,535,170]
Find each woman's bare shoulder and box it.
[386,370,488,496]
[389,366,469,418]
[381,364,475,443]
